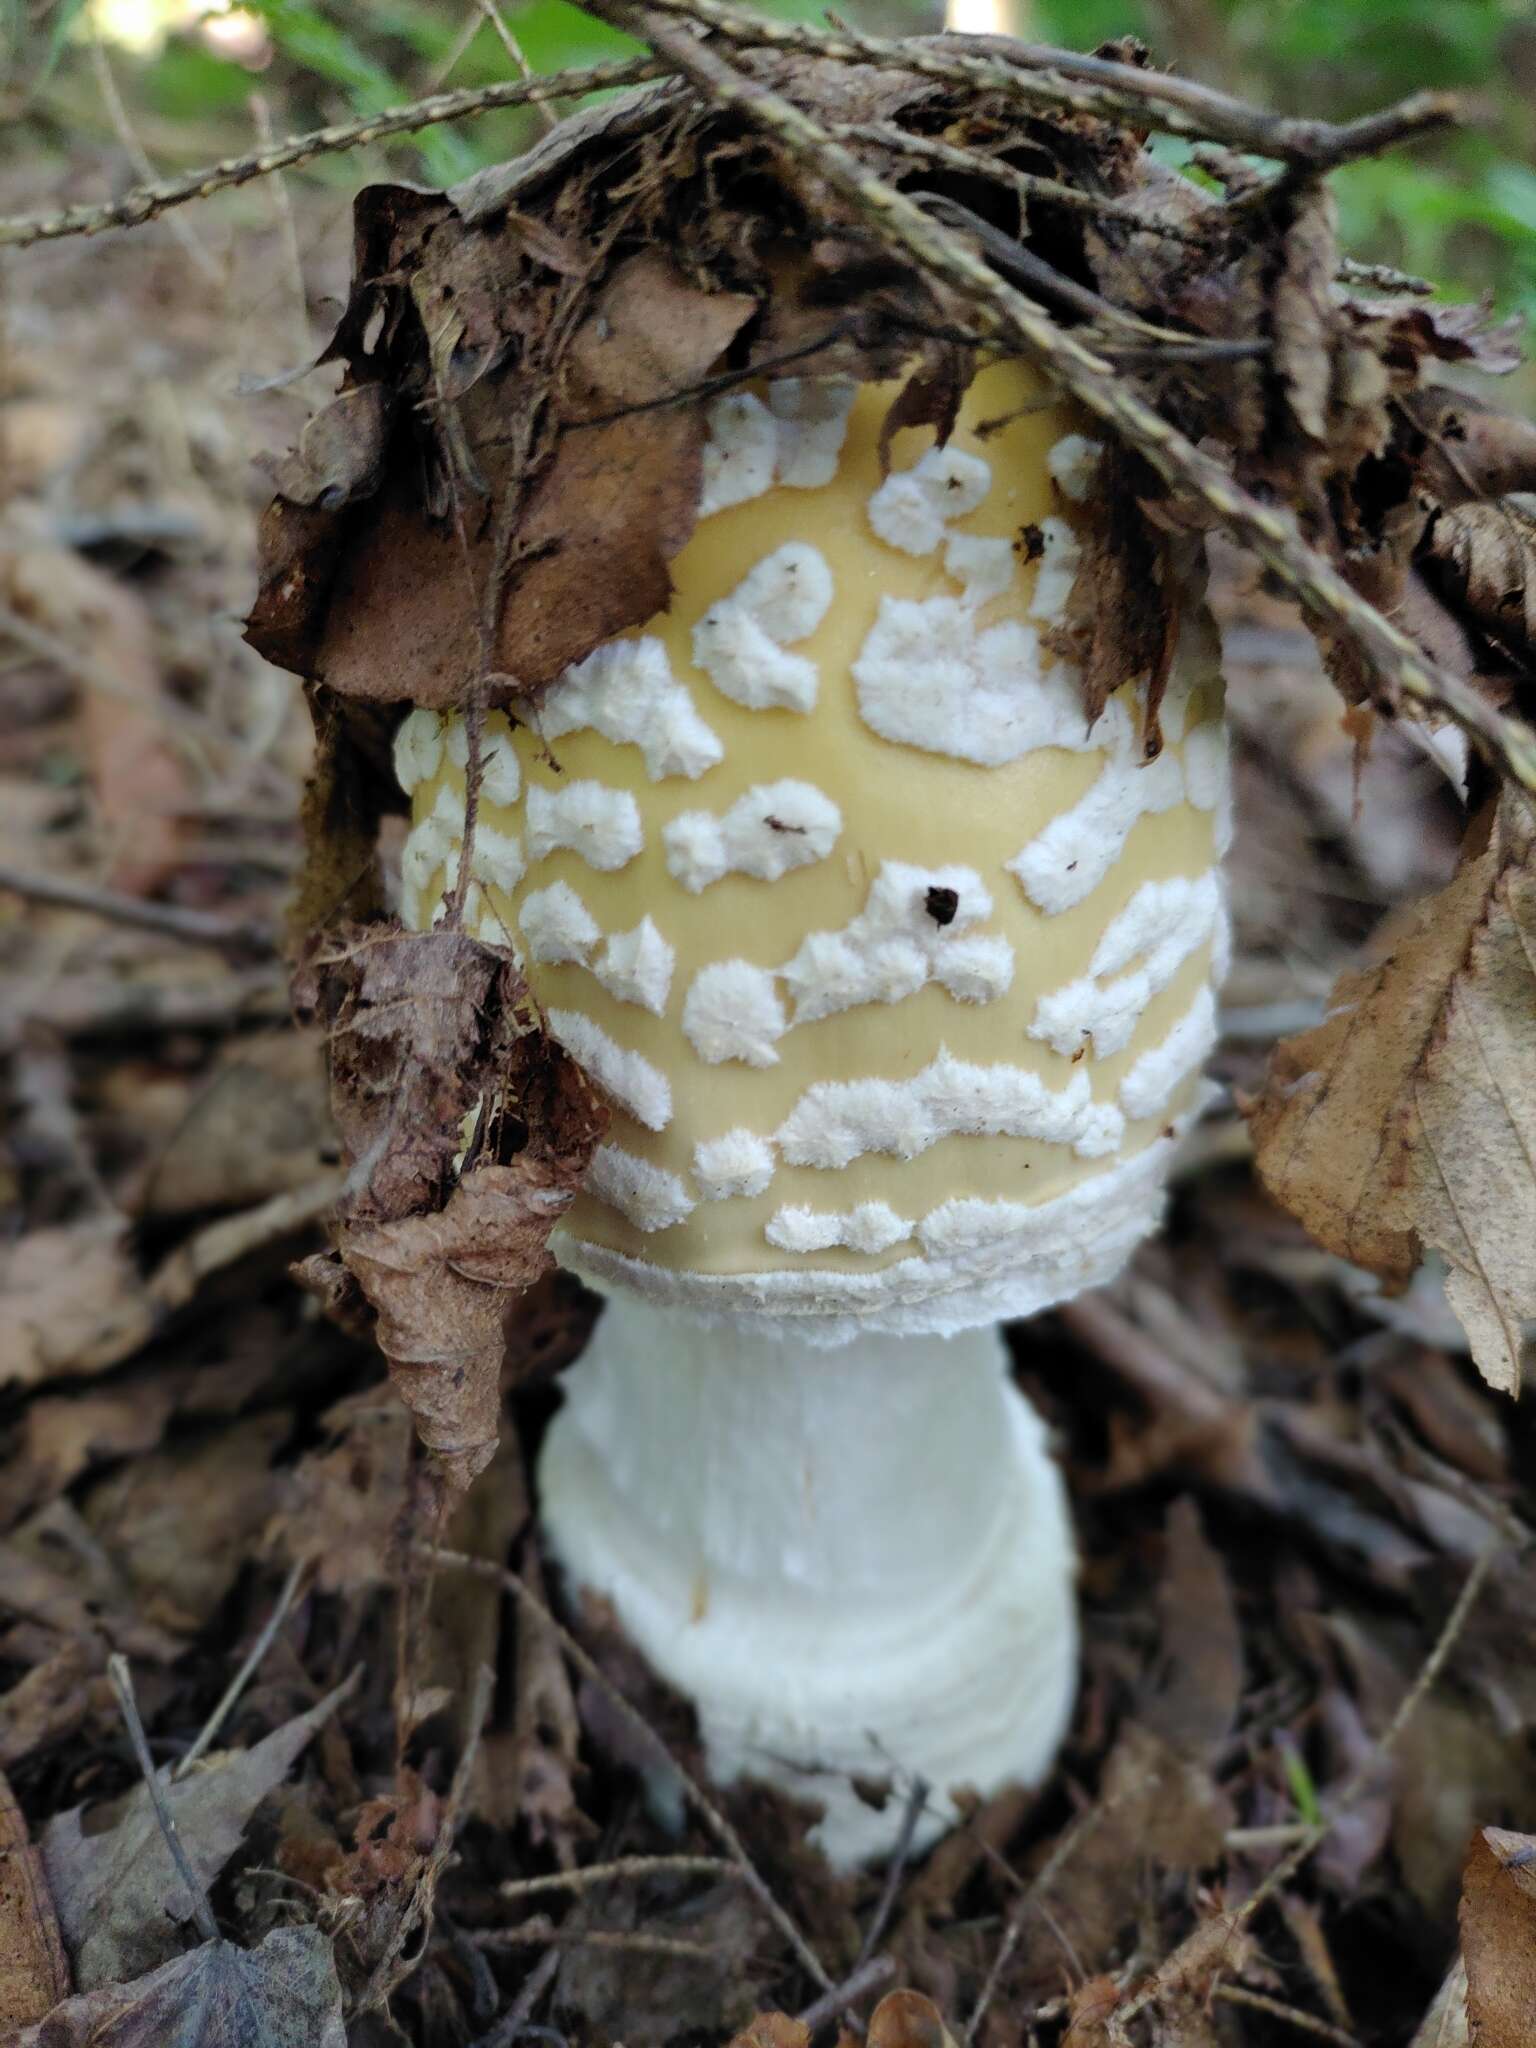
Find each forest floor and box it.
[2,140,1534,2048]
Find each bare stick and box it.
[0,861,276,957]
[107,1654,221,1947]
[1215,1985,1363,2046]
[175,1561,310,1778]
[0,55,671,251]
[473,1921,720,1960]
[500,1855,739,1901]
[796,1954,898,2032]
[590,3,1536,795]
[418,1544,836,1994]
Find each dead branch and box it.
[0,861,277,958]
[626,0,1459,164]
[581,0,1536,795]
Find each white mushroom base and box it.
[538,1295,1078,1867]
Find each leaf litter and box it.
[3,27,1536,2048]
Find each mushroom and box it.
[395,355,1231,1864]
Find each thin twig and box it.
[626,0,1459,165]
[360,1664,497,2014]
[853,1778,928,1973]
[0,56,672,250]
[590,2,1536,796]
[0,861,276,957]
[478,0,562,132]
[175,1561,310,1778]
[964,1799,1110,2043]
[88,33,219,280]
[471,1946,563,2048]
[1214,1984,1363,2046]
[795,1954,898,2032]
[107,1654,220,1947]
[837,122,1204,241]
[473,1919,721,1960]
[417,1544,835,1994]
[500,1855,739,1901]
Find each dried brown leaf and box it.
[288,252,755,710]
[269,1388,411,1595]
[1460,1828,1536,2048]
[1422,501,1536,663]
[868,1989,959,2048]
[0,1768,69,2030]
[1250,793,1536,1394]
[82,1410,290,1636]
[2,536,187,895]
[727,2016,811,2048]
[0,1637,100,1771]
[1140,1496,1244,1763]
[41,1677,351,1990]
[12,1925,346,2048]
[0,1221,154,1396]
[296,926,605,1489]
[271,384,391,510]
[1273,184,1337,447]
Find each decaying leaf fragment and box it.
[40,1677,353,1991]
[11,1925,346,2048]
[1251,794,1536,1395]
[293,927,605,1491]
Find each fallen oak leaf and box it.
[40,1675,355,1991]
[1249,792,1536,1395]
[11,1924,345,2048]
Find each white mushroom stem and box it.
[538,1293,1079,1866]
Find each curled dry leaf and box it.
[11,1925,346,2048]
[293,926,605,1490]
[1459,1828,1536,2048]
[1250,792,1536,1395]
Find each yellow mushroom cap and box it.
[397,358,1231,1338]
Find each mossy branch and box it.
[0,54,670,249]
